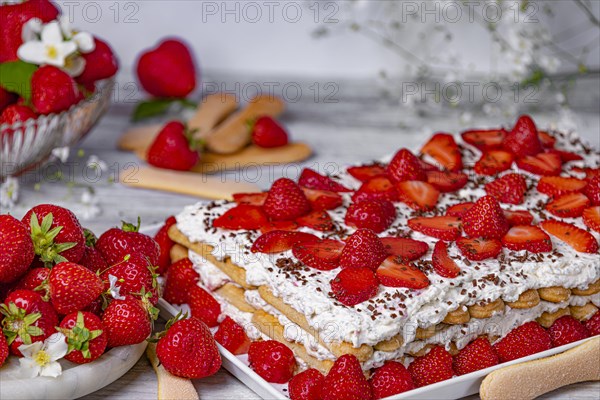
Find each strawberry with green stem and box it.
[58,311,107,364]
[147,121,201,171]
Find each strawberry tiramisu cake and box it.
[166,115,600,398]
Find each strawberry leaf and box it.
[0,61,38,102]
[131,98,198,122]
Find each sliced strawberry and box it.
[330,267,379,306]
[582,206,600,232]
[456,237,502,261]
[232,192,268,206]
[298,168,351,192]
[396,180,440,211]
[408,216,462,241]
[432,241,460,278]
[386,148,426,183]
[352,176,399,203]
[345,199,396,233]
[302,188,343,211]
[484,173,527,205]
[538,130,556,148]
[461,129,506,151]
[502,225,553,253]
[419,159,439,172]
[212,204,268,230]
[462,196,509,239]
[260,220,298,234]
[545,192,590,218]
[474,150,514,176]
[584,175,600,205]
[446,202,474,218]
[295,210,334,232]
[503,210,534,226]
[426,170,468,193]
[347,163,388,182]
[537,176,587,198]
[251,231,319,254]
[503,115,543,157]
[380,237,428,261]
[339,229,387,270]
[264,178,311,221]
[376,256,429,289]
[547,148,583,163]
[420,133,463,172]
[540,219,599,254]
[516,153,562,176]
[292,239,345,270]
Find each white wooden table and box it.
[5,79,600,399]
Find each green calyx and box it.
[121,217,141,233]
[0,303,43,345]
[29,212,76,266]
[184,125,204,153]
[83,228,97,247]
[147,311,186,343]
[57,312,103,359]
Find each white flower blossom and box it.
[108,274,126,300]
[21,18,42,42]
[51,146,70,163]
[17,21,77,67]
[18,333,68,379]
[59,16,95,53]
[86,155,108,173]
[0,176,19,208]
[79,187,102,220]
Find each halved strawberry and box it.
[380,237,429,261]
[292,239,345,270]
[456,237,502,261]
[251,231,319,254]
[386,148,426,183]
[396,181,440,211]
[584,175,600,205]
[426,170,468,193]
[376,256,429,289]
[339,229,387,270]
[538,130,556,148]
[503,115,543,157]
[474,150,514,176]
[446,202,474,218]
[461,129,506,151]
[232,192,268,206]
[213,205,268,230]
[484,173,527,205]
[537,176,587,198]
[432,241,460,278]
[352,176,399,203]
[540,219,599,253]
[330,267,379,306]
[572,167,600,181]
[547,148,583,163]
[260,220,298,234]
[503,209,534,226]
[301,188,343,211]
[298,168,351,192]
[502,225,552,253]
[419,159,439,172]
[295,210,335,231]
[545,192,590,218]
[347,163,387,182]
[408,216,462,241]
[420,133,463,172]
[516,153,562,176]
[582,206,600,232]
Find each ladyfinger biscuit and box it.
[571,279,600,296]
[569,303,598,322]
[147,343,199,400]
[415,325,437,340]
[505,289,540,309]
[374,335,403,352]
[537,308,571,328]
[443,306,471,324]
[468,298,505,319]
[538,286,571,303]
[215,283,256,313]
[406,344,434,358]
[169,244,188,263]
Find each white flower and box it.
[17,21,77,67]
[108,274,126,300]
[86,155,108,172]
[59,16,95,53]
[22,18,42,42]
[0,176,19,208]
[51,146,70,163]
[18,333,68,379]
[79,187,102,220]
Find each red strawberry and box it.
[547,148,583,163]
[0,214,34,283]
[295,210,335,231]
[260,220,299,234]
[96,219,160,265]
[252,230,318,254]
[408,346,454,387]
[102,297,152,347]
[0,87,18,112]
[538,130,556,148]
[461,129,506,150]
[407,216,462,241]
[302,188,343,211]
[23,204,85,266]
[381,237,428,261]
[484,173,527,204]
[456,237,502,261]
[584,175,600,205]
[548,315,590,347]
[212,204,269,230]
[545,192,590,218]
[1,289,58,356]
[397,180,440,211]
[452,337,498,375]
[584,312,600,336]
[503,115,543,157]
[503,210,534,226]
[189,286,221,327]
[0,332,7,366]
[264,178,311,221]
[154,215,177,274]
[432,241,460,278]
[156,317,222,379]
[345,199,396,233]
[136,38,196,98]
[299,168,350,192]
[493,321,552,362]
[540,219,599,254]
[419,159,439,172]
[446,202,474,218]
[292,239,345,271]
[232,192,268,206]
[474,150,514,176]
[214,316,251,355]
[79,245,108,274]
[251,116,288,148]
[502,225,552,253]
[49,262,104,315]
[147,121,199,171]
[248,340,296,383]
[322,354,373,400]
[331,267,379,306]
[352,176,399,203]
[163,258,199,305]
[537,176,587,198]
[516,153,562,176]
[462,196,509,239]
[14,267,49,292]
[582,206,600,232]
[421,133,463,171]
[386,148,426,182]
[289,368,324,400]
[0,104,37,124]
[31,66,81,114]
[76,37,119,84]
[369,360,414,399]
[426,170,468,193]
[101,253,159,305]
[347,163,387,182]
[59,311,107,364]
[376,256,429,289]
[339,229,387,270]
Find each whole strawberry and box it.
[584,175,600,206]
[248,340,296,383]
[0,87,18,112]
[452,337,498,375]
[345,199,396,233]
[58,311,107,364]
[386,148,426,183]
[156,317,221,379]
[31,66,81,114]
[263,178,311,221]
[493,321,552,362]
[49,262,104,315]
[22,204,85,266]
[96,219,160,265]
[76,37,119,84]
[288,368,324,400]
[369,361,415,399]
[585,311,600,336]
[0,214,34,283]
[0,104,37,125]
[214,316,251,355]
[147,121,200,171]
[154,215,176,274]
[101,252,159,305]
[163,258,199,305]
[102,296,152,347]
[548,315,590,347]
[298,168,351,192]
[322,354,372,400]
[503,115,543,157]
[14,267,49,291]
[462,195,509,239]
[330,267,379,306]
[339,228,387,270]
[408,346,454,387]
[188,285,221,327]
[0,331,8,366]
[484,173,527,205]
[136,38,196,98]
[251,116,289,148]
